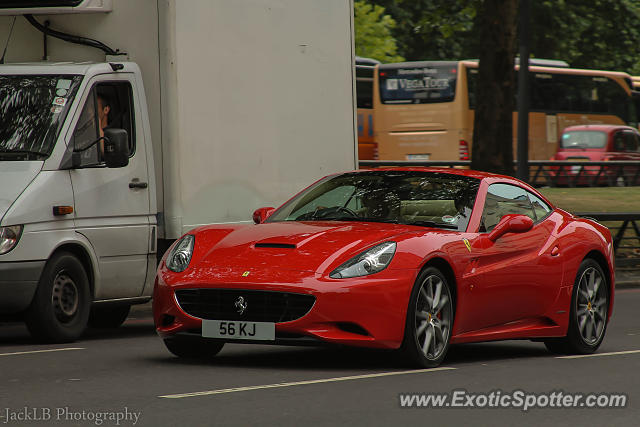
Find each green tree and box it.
[354,1,404,62]
[368,0,640,74]
[373,0,480,61]
[530,0,640,74]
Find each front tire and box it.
[401,267,454,368]
[163,338,225,359]
[544,258,609,354]
[25,252,91,343]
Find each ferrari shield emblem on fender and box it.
[463,238,472,253]
[242,271,250,277]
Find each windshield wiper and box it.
[0,149,49,160]
[332,217,401,224]
[402,220,459,230]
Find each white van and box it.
[0,0,357,342]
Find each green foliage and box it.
[372,0,480,61]
[361,0,640,74]
[530,0,640,75]
[354,1,404,63]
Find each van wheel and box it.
[89,305,131,328]
[25,252,91,343]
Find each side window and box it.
[481,183,535,232]
[624,131,639,152]
[528,192,552,221]
[71,81,135,167]
[613,131,625,151]
[73,90,100,166]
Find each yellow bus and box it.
[356,57,379,160]
[373,60,638,161]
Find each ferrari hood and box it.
[192,221,418,275]
[0,161,43,224]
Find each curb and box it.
[615,281,640,289]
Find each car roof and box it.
[563,124,638,133]
[351,167,515,181]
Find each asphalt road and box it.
[1,289,640,427]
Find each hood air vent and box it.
[254,243,297,249]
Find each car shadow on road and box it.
[0,320,156,347]
[147,340,552,371]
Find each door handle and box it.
[551,246,560,256]
[129,181,148,189]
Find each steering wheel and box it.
[296,206,359,220]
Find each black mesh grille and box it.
[175,289,315,322]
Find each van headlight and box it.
[0,225,23,255]
[330,241,396,279]
[166,235,195,272]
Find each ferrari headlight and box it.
[0,225,23,255]
[330,241,396,279]
[166,234,195,272]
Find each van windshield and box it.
[0,75,82,160]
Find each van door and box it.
[68,76,151,299]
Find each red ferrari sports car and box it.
[153,168,614,367]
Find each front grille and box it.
[175,289,316,322]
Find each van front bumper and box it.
[0,261,45,313]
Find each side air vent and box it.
[254,243,297,249]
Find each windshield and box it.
[267,171,480,231]
[378,62,458,104]
[561,131,607,149]
[0,75,83,160]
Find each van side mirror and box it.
[103,128,130,168]
[488,214,534,242]
[253,207,275,224]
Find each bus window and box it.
[356,57,379,160]
[356,65,374,109]
[378,62,457,104]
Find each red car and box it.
[153,168,614,367]
[552,124,640,185]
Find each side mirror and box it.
[488,214,534,242]
[253,207,275,224]
[103,128,130,168]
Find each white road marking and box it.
[159,366,456,399]
[0,348,84,357]
[556,349,640,359]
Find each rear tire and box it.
[163,338,225,359]
[89,305,131,328]
[401,267,454,368]
[544,258,609,355]
[25,252,91,343]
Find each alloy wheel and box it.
[414,274,453,360]
[575,266,607,345]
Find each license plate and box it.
[571,165,583,174]
[202,320,275,341]
[406,154,430,160]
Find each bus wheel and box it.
[25,252,91,343]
